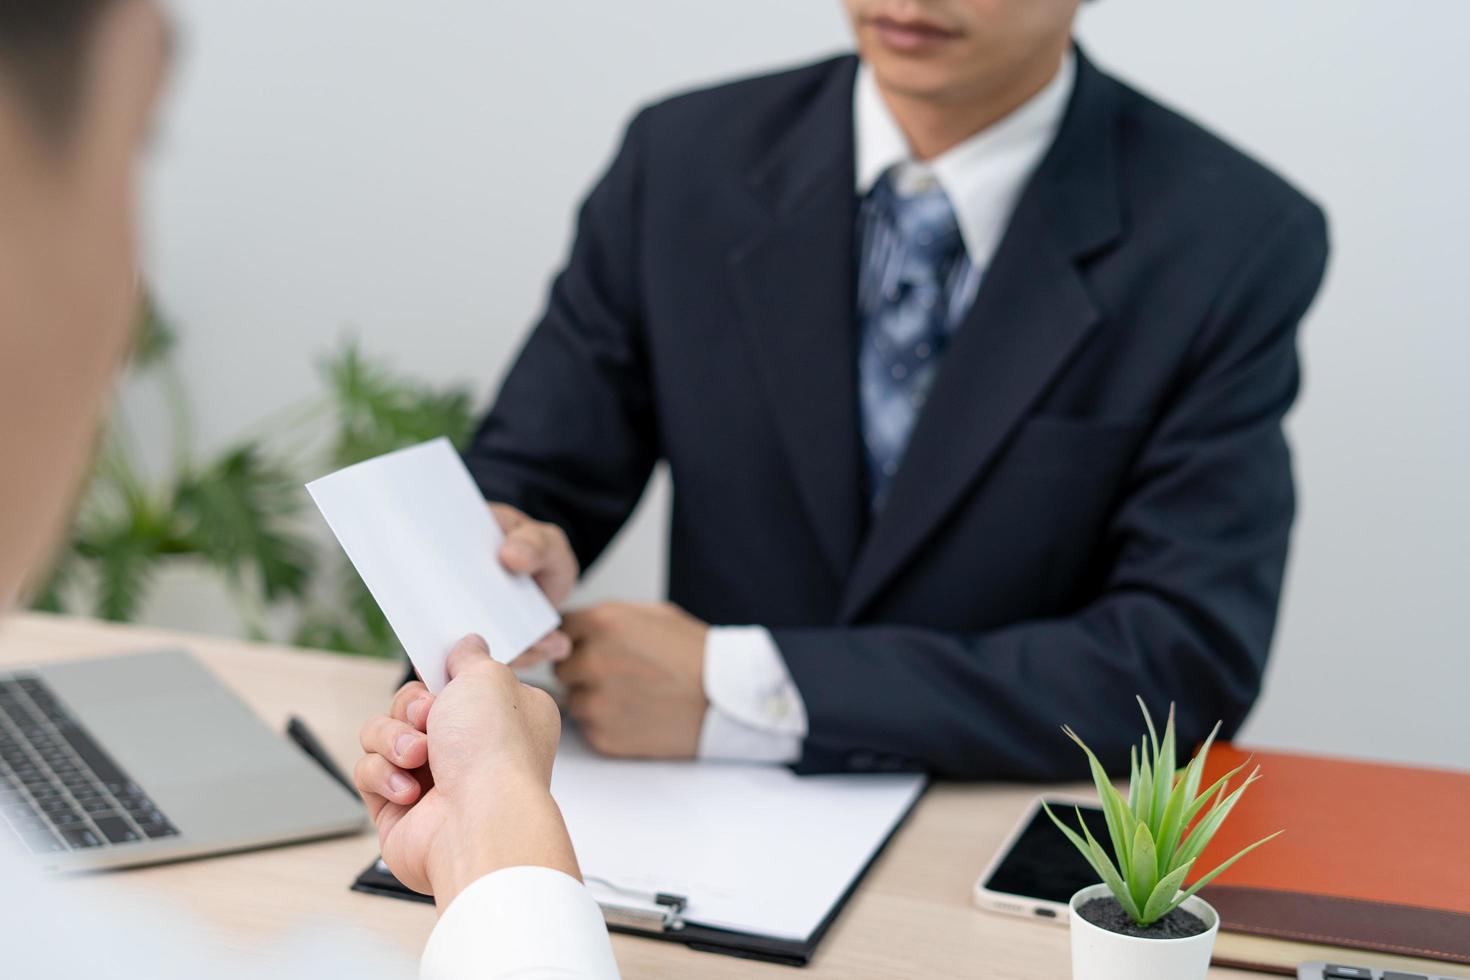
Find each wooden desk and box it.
[0,612,1259,979]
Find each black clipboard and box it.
[349,783,925,968]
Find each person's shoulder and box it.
[1102,64,1327,241]
[626,53,855,158]
[636,53,853,129]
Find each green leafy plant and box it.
[33,296,478,658]
[1044,699,1282,928]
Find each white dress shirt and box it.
[698,52,1077,764]
[422,867,620,979]
[1,849,619,980]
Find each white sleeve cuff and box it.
[421,866,619,980]
[698,626,808,764]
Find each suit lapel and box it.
[729,58,866,581]
[838,50,1126,621]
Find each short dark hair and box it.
[0,0,116,140]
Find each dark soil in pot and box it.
[1077,897,1209,940]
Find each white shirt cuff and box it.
[698,626,808,764]
[421,866,620,980]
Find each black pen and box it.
[287,715,357,798]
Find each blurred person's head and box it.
[0,0,169,606]
[843,0,1079,150]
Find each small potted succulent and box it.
[1046,699,1281,980]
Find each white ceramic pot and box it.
[1068,883,1220,980]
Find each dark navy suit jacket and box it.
[465,48,1329,779]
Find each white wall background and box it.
[133,1,1469,769]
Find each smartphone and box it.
[972,795,1109,924]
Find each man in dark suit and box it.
[467,0,1329,779]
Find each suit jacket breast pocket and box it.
[999,414,1158,614]
[994,414,1152,611]
[1004,414,1151,481]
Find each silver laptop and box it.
[0,649,366,871]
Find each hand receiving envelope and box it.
[306,438,560,691]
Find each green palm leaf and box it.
[92,533,161,622]
[1128,821,1159,912]
[1135,738,1155,826]
[1044,802,1144,922]
[1177,767,1263,867]
[1063,725,1135,871]
[175,446,314,602]
[323,341,477,467]
[1151,703,1177,838]
[1142,861,1195,923]
[1181,720,1223,806]
[1153,765,1193,878]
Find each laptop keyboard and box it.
[0,674,178,854]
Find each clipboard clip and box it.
[585,875,689,933]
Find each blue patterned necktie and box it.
[857,171,969,512]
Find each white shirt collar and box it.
[854,50,1076,267]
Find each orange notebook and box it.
[1189,745,1470,972]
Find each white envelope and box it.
[306,438,559,691]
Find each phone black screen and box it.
[983,802,1110,904]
